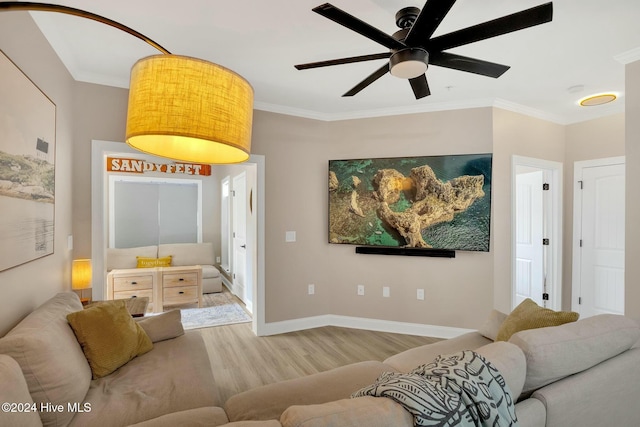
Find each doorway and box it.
[572,157,625,318]
[91,140,266,335]
[511,156,563,310]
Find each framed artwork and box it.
[329,153,492,252]
[0,50,56,271]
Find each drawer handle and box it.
[178,278,184,281]
[131,281,138,285]
[178,291,185,294]
[131,295,137,298]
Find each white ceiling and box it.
[25,0,640,124]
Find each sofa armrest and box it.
[224,361,397,422]
[531,347,640,427]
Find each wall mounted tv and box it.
[329,153,492,252]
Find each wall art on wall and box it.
[0,50,56,272]
[329,153,492,252]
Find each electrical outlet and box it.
[216,256,221,263]
[417,289,425,300]
[308,284,315,295]
[382,286,390,298]
[357,285,365,296]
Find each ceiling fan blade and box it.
[343,63,389,97]
[409,74,431,99]
[313,3,406,51]
[429,2,553,51]
[295,52,391,70]
[405,0,457,46]
[430,52,510,78]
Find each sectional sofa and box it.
[1,291,638,426]
[106,242,223,293]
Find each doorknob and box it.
[240,244,246,249]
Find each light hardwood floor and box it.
[199,320,441,404]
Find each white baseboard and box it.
[258,314,474,339]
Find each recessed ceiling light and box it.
[578,93,618,107]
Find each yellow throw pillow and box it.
[496,298,579,341]
[136,255,172,268]
[66,300,153,379]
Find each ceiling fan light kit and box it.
[295,1,554,100]
[389,48,428,79]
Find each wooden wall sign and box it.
[107,157,211,176]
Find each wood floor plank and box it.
[199,322,440,404]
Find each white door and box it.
[232,172,247,303]
[573,158,625,317]
[515,170,544,306]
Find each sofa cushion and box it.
[135,309,184,343]
[478,309,507,341]
[107,245,158,270]
[136,255,172,268]
[224,361,397,422]
[202,264,221,279]
[126,407,230,427]
[0,292,91,427]
[475,341,526,399]
[69,331,219,427]
[280,396,412,427]
[66,300,153,379]
[0,355,43,427]
[496,298,579,341]
[383,332,491,373]
[159,242,214,266]
[509,314,640,394]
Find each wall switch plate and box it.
[308,284,315,295]
[417,289,425,300]
[382,286,390,298]
[357,285,365,296]
[216,256,221,263]
[285,231,296,242]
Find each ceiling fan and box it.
[295,1,553,99]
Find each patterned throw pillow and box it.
[67,300,153,379]
[136,255,172,268]
[496,298,579,341]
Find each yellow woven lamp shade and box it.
[126,55,254,164]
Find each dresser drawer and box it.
[162,272,198,288]
[113,289,153,301]
[163,285,198,306]
[113,274,154,291]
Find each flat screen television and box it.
[328,153,492,252]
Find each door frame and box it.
[571,156,625,314]
[91,140,267,336]
[511,155,563,310]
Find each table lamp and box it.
[72,259,92,305]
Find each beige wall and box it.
[625,60,640,321]
[0,12,75,335]
[252,108,496,328]
[491,109,566,311]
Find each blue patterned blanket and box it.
[352,350,518,426]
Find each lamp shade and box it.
[72,259,92,290]
[126,55,254,164]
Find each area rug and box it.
[180,293,251,330]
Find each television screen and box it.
[329,153,492,252]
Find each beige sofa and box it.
[107,242,223,293]
[3,292,639,427]
[223,312,640,427]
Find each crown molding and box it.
[614,47,640,65]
